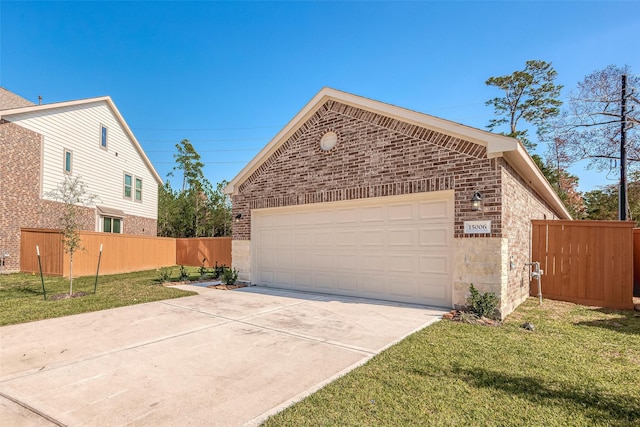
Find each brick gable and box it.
[233,100,502,240]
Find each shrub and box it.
[467,284,499,319]
[178,265,189,281]
[213,262,227,280]
[157,269,172,283]
[221,267,239,286]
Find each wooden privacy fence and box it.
[20,229,232,277]
[21,229,64,275]
[531,220,634,310]
[176,237,232,268]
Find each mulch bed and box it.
[442,309,502,327]
[206,283,247,290]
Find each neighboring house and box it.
[224,88,571,318]
[0,87,162,273]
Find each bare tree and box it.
[555,65,640,171]
[47,176,97,296]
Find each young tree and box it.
[485,60,563,150]
[47,176,97,296]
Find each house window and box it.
[63,149,73,174]
[103,217,122,233]
[124,173,132,199]
[100,125,108,149]
[135,177,142,202]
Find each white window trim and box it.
[123,172,133,200]
[100,124,108,150]
[63,148,73,175]
[134,176,143,202]
[101,216,123,234]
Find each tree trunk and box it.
[69,253,73,296]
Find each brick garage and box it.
[224,88,570,317]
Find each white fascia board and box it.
[503,144,572,219]
[1,96,163,186]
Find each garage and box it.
[252,191,453,307]
[225,87,570,317]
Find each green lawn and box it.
[0,267,198,326]
[263,299,640,427]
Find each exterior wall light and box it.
[235,213,242,223]
[471,192,483,212]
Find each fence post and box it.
[36,245,46,300]
[94,244,103,294]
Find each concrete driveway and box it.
[0,285,445,426]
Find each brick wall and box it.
[500,161,559,314]
[1,120,44,272]
[1,120,158,272]
[233,100,502,239]
[124,214,157,236]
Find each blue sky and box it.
[1,1,639,192]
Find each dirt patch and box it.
[49,292,90,301]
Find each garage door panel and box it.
[314,232,333,246]
[253,192,453,307]
[388,254,415,273]
[358,254,386,272]
[313,274,334,290]
[357,276,385,294]
[361,230,384,246]
[335,208,359,223]
[276,271,294,286]
[336,231,357,246]
[419,255,449,274]
[361,206,385,222]
[419,200,449,219]
[388,203,414,221]
[419,228,449,246]
[336,254,358,270]
[311,253,333,270]
[389,229,415,246]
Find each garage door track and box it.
[0,286,445,426]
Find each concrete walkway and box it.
[0,286,445,426]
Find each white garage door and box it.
[252,191,453,307]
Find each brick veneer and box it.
[233,100,503,240]
[230,99,564,317]
[0,119,157,272]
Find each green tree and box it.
[583,171,640,225]
[158,141,231,238]
[485,60,563,150]
[46,176,97,296]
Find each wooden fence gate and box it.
[531,220,634,310]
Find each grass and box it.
[263,298,640,427]
[0,266,201,326]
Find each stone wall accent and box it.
[232,240,251,282]
[233,100,501,240]
[453,237,507,314]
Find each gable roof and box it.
[0,87,35,109]
[0,95,163,186]
[225,87,571,219]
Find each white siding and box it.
[7,101,158,222]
